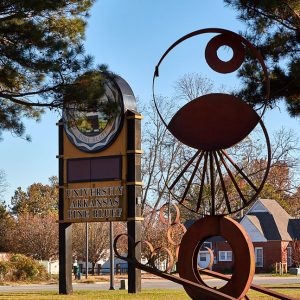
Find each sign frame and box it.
[58,74,142,294]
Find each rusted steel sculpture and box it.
[153,29,271,216]
[114,28,296,300]
[114,204,184,274]
[178,216,254,299]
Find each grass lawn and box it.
[0,287,299,300]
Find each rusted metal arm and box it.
[200,269,297,300]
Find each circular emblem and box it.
[63,78,124,152]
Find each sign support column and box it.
[58,120,73,295]
[109,221,115,290]
[126,110,142,293]
[58,74,139,295]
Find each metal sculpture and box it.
[178,216,254,299]
[114,28,296,300]
[153,28,271,216]
[114,204,183,273]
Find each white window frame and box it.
[203,241,212,249]
[255,247,264,267]
[199,252,207,262]
[218,251,232,262]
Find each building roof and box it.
[246,215,265,236]
[289,219,300,240]
[184,199,300,242]
[244,198,299,241]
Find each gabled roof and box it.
[244,198,298,241]
[184,199,300,242]
[246,215,265,236]
[240,215,267,242]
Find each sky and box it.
[1,0,300,204]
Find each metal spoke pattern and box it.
[166,121,271,216]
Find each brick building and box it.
[188,199,300,273]
[240,198,300,272]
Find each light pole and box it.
[86,222,89,279]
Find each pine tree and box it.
[0,1,97,139]
[225,0,300,116]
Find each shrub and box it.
[0,261,10,280]
[9,254,48,281]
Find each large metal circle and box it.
[178,216,255,300]
[205,33,245,73]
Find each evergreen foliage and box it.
[225,0,300,116]
[0,0,97,139]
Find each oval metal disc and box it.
[167,93,260,151]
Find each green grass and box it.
[0,287,299,300]
[0,290,190,300]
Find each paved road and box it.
[0,276,299,293]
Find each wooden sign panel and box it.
[64,182,127,222]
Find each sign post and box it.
[58,74,141,294]
[58,121,73,294]
[109,221,115,290]
[126,110,142,293]
[86,222,88,279]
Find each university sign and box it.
[59,75,140,224]
[58,74,142,294]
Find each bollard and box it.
[119,279,128,290]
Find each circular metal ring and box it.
[113,233,134,260]
[159,203,180,225]
[167,223,187,246]
[136,240,155,265]
[151,247,174,273]
[178,216,255,300]
[205,33,245,73]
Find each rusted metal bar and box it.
[213,151,232,214]
[209,151,215,215]
[200,269,297,300]
[221,150,258,192]
[169,150,200,190]
[180,151,204,204]
[134,261,236,300]
[196,151,208,212]
[217,150,248,205]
